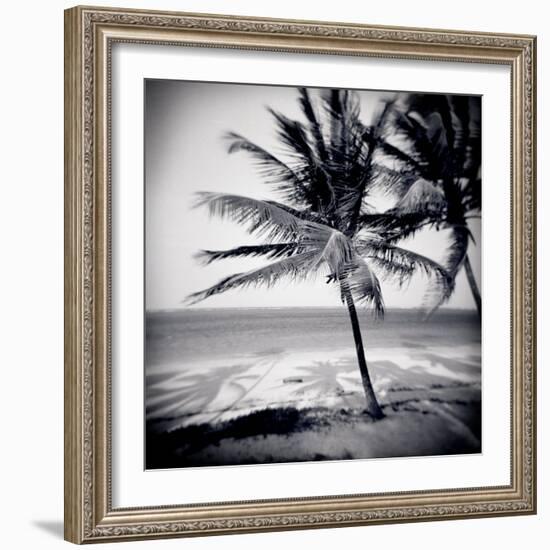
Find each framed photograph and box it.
[64,5,537,544]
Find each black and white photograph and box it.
[144,80,482,469]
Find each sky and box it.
[145,79,481,311]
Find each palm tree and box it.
[361,94,481,317]
[187,89,451,419]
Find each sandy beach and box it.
[145,307,481,468]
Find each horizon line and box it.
[146,305,478,313]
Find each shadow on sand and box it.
[145,347,481,468]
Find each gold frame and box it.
[64,5,537,544]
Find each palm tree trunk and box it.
[341,285,384,419]
[463,254,481,318]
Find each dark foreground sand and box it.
[147,394,481,469]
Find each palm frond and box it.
[268,108,315,162]
[309,230,354,277]
[312,94,396,233]
[191,191,361,303]
[319,90,365,219]
[407,94,455,152]
[356,237,452,292]
[390,110,442,179]
[225,131,295,176]
[193,192,331,242]
[319,90,363,182]
[461,177,481,213]
[298,88,327,162]
[341,258,384,318]
[363,129,423,174]
[267,104,339,217]
[461,96,481,181]
[344,101,394,231]
[357,211,439,241]
[448,95,470,171]
[195,243,299,265]
[267,201,327,224]
[186,250,322,304]
[369,164,418,198]
[393,177,446,215]
[224,132,309,203]
[321,89,361,157]
[422,225,469,315]
[443,226,469,278]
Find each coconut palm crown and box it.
[187,88,452,419]
[361,94,481,317]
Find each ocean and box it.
[146,307,480,364]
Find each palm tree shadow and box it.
[417,351,481,378]
[146,363,257,427]
[208,359,281,424]
[370,360,439,388]
[369,350,481,394]
[147,353,287,431]
[284,360,359,396]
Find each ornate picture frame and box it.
[64,5,536,544]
